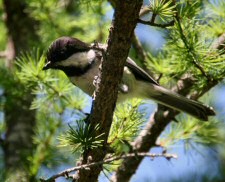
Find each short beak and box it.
[43,61,52,70]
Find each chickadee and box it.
[43,36,215,121]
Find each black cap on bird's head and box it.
[43,36,90,70]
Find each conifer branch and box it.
[111,32,225,182]
[175,17,210,80]
[42,80,86,116]
[40,152,177,182]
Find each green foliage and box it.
[29,113,67,176]
[149,0,176,21]
[206,1,225,37]
[108,99,146,154]
[144,0,225,161]
[16,49,88,112]
[59,120,104,153]
[178,0,202,18]
[25,0,110,47]
[16,49,46,88]
[207,0,225,18]
[0,0,110,180]
[158,117,221,149]
[146,0,225,90]
[0,1,7,51]
[0,0,225,180]
[14,49,89,177]
[2,0,111,177]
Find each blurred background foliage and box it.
[0,0,224,182]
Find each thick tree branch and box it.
[40,152,177,182]
[110,33,225,182]
[75,1,143,181]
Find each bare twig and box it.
[131,33,155,78]
[131,33,147,62]
[138,19,175,28]
[40,152,177,182]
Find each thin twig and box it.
[138,19,175,28]
[151,13,157,23]
[175,17,210,80]
[40,152,177,182]
[131,33,147,62]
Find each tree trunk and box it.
[2,0,39,181]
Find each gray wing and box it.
[125,57,159,85]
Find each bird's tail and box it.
[148,85,215,121]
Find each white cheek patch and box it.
[56,50,96,68]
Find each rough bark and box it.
[2,0,39,181]
[3,0,39,64]
[75,1,143,181]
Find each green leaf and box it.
[58,120,104,153]
[149,0,176,21]
[108,99,146,154]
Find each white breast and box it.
[69,58,100,96]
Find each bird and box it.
[43,36,215,121]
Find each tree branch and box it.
[131,33,147,62]
[138,19,175,28]
[74,1,143,181]
[175,16,210,80]
[40,152,177,182]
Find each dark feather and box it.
[149,85,215,121]
[46,37,90,63]
[125,58,159,85]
